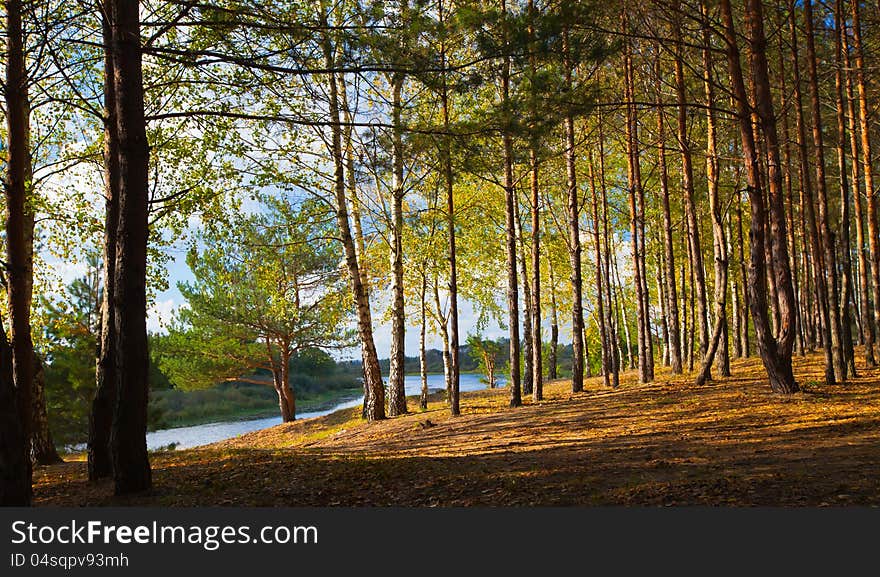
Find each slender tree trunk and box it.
[736,192,750,357]
[764,205,780,337]
[789,0,835,385]
[339,71,373,414]
[673,11,709,363]
[527,0,542,402]
[340,75,369,294]
[775,6,805,358]
[419,272,428,410]
[624,13,652,383]
[686,234,695,371]
[800,177,817,351]
[804,0,846,382]
[732,251,742,359]
[721,0,798,393]
[563,26,584,394]
[388,75,407,417]
[657,260,670,367]
[439,0,460,415]
[515,198,533,397]
[547,260,559,380]
[529,150,542,400]
[433,282,452,401]
[322,19,384,420]
[90,8,118,481]
[612,243,634,371]
[109,0,153,494]
[584,325,592,378]
[696,0,729,385]
[849,0,880,364]
[501,0,521,407]
[833,0,857,377]
[589,151,611,388]
[598,128,620,386]
[843,9,875,366]
[654,45,682,375]
[487,355,496,389]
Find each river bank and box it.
[150,386,365,431]
[142,373,501,450]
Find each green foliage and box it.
[40,270,170,447]
[154,197,355,393]
[466,333,504,387]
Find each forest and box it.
[2,0,880,507]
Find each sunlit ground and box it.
[35,348,880,506]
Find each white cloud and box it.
[147,298,178,333]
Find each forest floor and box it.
[34,350,880,506]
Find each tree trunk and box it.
[439,0,460,415]
[501,0,521,407]
[732,257,742,359]
[624,12,652,383]
[583,325,592,378]
[514,199,533,397]
[589,150,611,388]
[280,350,296,422]
[673,9,709,363]
[833,0,857,378]
[612,243,634,371]
[109,0,153,494]
[654,44,682,375]
[788,0,835,386]
[695,0,729,386]
[388,74,407,417]
[322,18,384,421]
[434,281,453,401]
[4,0,58,468]
[90,9,118,481]
[419,273,428,410]
[528,0,542,402]
[720,0,798,393]
[804,0,846,382]
[657,260,670,367]
[599,123,620,387]
[271,363,292,423]
[736,192,750,357]
[339,72,374,416]
[0,318,29,505]
[5,0,35,496]
[849,0,880,365]
[842,4,875,367]
[547,261,559,380]
[774,5,805,358]
[563,25,584,394]
[30,355,61,464]
[529,148,542,401]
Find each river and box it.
[146,372,505,450]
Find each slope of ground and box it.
[34,351,880,506]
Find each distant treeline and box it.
[346,340,580,378]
